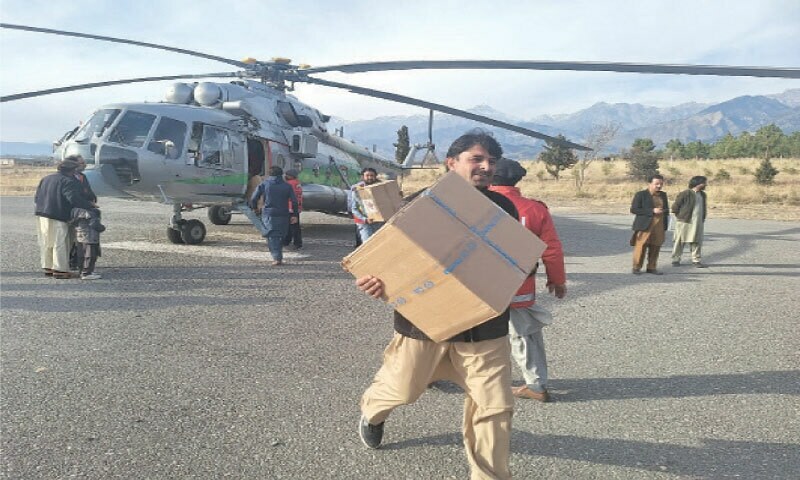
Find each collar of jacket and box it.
[488,185,521,197]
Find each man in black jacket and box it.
[671,176,708,267]
[355,132,518,480]
[34,158,94,279]
[630,174,669,275]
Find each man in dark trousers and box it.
[69,155,98,270]
[355,131,518,480]
[34,158,94,279]
[250,166,298,266]
[630,174,669,275]
[282,169,303,250]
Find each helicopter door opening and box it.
[247,138,266,178]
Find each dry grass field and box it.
[400,157,800,221]
[3,159,798,221]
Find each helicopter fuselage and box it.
[54,80,404,214]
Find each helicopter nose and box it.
[83,164,132,198]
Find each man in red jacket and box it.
[283,169,303,250]
[490,158,567,402]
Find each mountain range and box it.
[2,88,798,159]
[329,88,800,158]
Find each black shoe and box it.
[671,261,680,266]
[359,415,384,449]
[632,268,642,275]
[646,269,664,275]
[693,262,707,268]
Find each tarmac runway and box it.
[2,196,798,479]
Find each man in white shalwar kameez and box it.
[671,176,708,267]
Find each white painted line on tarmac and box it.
[104,241,310,262]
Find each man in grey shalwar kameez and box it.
[671,176,708,267]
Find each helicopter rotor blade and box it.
[302,60,800,79]
[1,72,241,102]
[301,77,589,150]
[0,23,251,68]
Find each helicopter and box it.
[2,23,798,245]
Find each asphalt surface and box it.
[1,196,798,479]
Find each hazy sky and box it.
[1,0,798,142]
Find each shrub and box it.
[667,166,681,177]
[601,163,614,176]
[535,170,546,181]
[738,166,751,175]
[754,158,779,185]
[784,166,798,175]
[703,168,714,177]
[714,169,731,182]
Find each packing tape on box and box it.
[424,191,523,273]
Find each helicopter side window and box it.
[147,116,187,159]
[74,109,121,142]
[108,110,157,148]
[198,125,235,170]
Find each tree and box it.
[754,157,779,185]
[627,138,660,180]
[574,122,620,190]
[538,134,578,180]
[393,125,410,163]
[753,124,783,159]
[683,140,710,159]
[664,139,684,160]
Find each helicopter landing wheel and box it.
[180,219,206,245]
[208,205,232,225]
[167,226,184,244]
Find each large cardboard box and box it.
[356,180,403,222]
[342,172,546,342]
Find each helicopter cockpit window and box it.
[107,110,157,148]
[74,108,121,143]
[147,116,187,159]
[198,125,235,170]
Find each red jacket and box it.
[489,185,566,308]
[286,178,303,213]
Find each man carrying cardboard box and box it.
[356,131,518,480]
[349,167,384,243]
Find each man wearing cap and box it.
[250,166,298,266]
[671,176,708,268]
[490,158,567,402]
[282,169,303,250]
[350,167,384,244]
[34,157,95,279]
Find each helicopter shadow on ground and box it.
[550,215,631,258]
[385,429,799,478]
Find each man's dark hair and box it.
[492,158,527,186]
[269,166,283,177]
[445,130,503,160]
[361,167,377,176]
[689,176,707,188]
[647,174,664,183]
[58,158,81,173]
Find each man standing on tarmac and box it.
[671,176,708,268]
[350,167,383,244]
[250,166,298,266]
[282,169,303,250]
[489,158,567,403]
[34,158,95,279]
[355,131,518,480]
[630,174,669,275]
